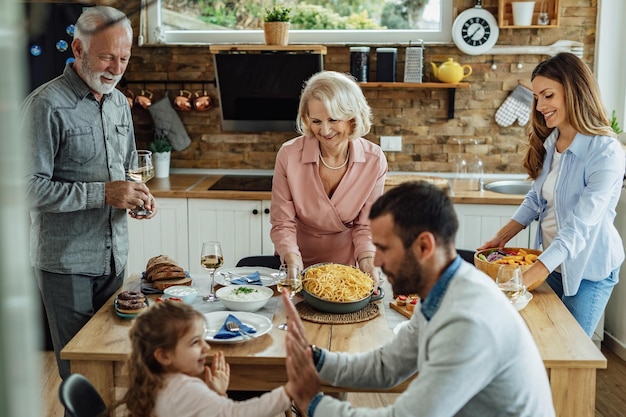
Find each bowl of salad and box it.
[474,247,544,291]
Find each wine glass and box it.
[496,265,525,304]
[200,241,224,302]
[128,150,154,216]
[276,264,302,331]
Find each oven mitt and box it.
[230,271,263,285]
[495,84,533,127]
[147,94,191,151]
[214,314,257,339]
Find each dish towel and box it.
[495,84,533,127]
[230,271,263,285]
[214,314,257,339]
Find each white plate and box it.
[203,311,272,344]
[215,267,279,287]
[514,291,533,311]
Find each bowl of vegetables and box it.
[474,247,545,291]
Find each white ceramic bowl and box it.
[163,286,198,304]
[216,285,274,312]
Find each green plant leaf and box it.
[264,5,291,22]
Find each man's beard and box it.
[385,250,425,296]
[79,53,122,95]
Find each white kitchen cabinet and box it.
[127,197,189,275]
[187,199,274,273]
[454,204,532,251]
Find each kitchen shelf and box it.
[209,44,327,54]
[498,0,560,28]
[359,82,470,119]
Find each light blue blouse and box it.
[512,129,625,296]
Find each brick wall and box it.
[119,0,598,173]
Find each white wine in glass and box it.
[128,150,154,216]
[200,241,224,302]
[496,265,525,303]
[277,264,302,330]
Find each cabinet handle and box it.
[252,209,259,215]
[264,208,270,214]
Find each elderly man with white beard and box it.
[22,5,157,380]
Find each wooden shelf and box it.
[498,0,560,28]
[359,82,470,89]
[209,44,327,54]
[358,82,470,119]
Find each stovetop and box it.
[208,175,273,192]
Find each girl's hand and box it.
[204,351,230,396]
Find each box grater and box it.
[403,39,424,83]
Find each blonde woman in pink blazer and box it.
[270,71,388,291]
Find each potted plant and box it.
[150,129,172,178]
[609,109,625,145]
[263,5,291,46]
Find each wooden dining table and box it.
[61,274,605,417]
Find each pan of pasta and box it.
[301,263,385,314]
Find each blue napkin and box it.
[230,271,263,285]
[213,314,257,339]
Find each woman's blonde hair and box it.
[113,301,205,417]
[523,52,614,178]
[296,71,372,139]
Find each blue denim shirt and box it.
[23,64,135,276]
[420,255,462,321]
[512,129,625,295]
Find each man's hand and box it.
[105,180,157,219]
[282,289,321,411]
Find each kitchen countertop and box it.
[147,172,528,205]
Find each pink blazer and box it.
[270,135,388,267]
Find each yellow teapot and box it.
[430,58,472,83]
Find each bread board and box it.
[384,175,450,193]
[389,301,414,319]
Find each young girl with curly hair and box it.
[114,301,292,417]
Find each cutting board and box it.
[389,300,414,319]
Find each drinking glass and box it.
[200,241,224,302]
[468,139,484,191]
[496,265,525,304]
[277,264,302,331]
[452,138,467,190]
[128,150,154,216]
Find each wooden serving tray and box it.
[384,175,450,193]
[389,301,414,319]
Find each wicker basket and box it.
[474,247,544,289]
[264,22,290,46]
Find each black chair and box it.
[236,255,282,269]
[457,249,476,264]
[59,373,107,417]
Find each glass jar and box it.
[350,46,370,82]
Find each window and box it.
[142,0,452,45]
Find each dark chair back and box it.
[457,249,476,264]
[236,255,282,269]
[59,373,107,417]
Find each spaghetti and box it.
[303,263,374,302]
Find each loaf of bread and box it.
[145,255,187,282]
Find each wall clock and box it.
[452,0,499,55]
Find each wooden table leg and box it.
[549,368,596,417]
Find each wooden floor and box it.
[41,344,626,417]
